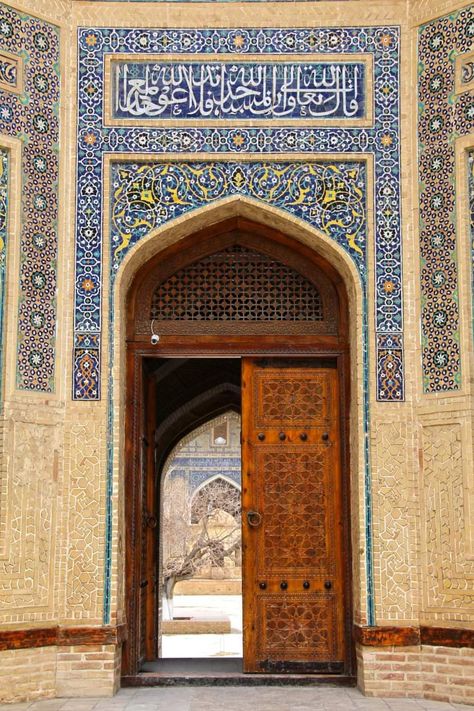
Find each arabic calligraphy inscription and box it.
[111,59,366,122]
[0,50,22,94]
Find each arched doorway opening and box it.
[122,216,352,681]
[160,411,243,661]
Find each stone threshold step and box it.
[122,674,357,687]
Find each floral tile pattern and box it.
[0,4,60,392]
[0,148,8,400]
[418,6,474,392]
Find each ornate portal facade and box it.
[0,0,473,703]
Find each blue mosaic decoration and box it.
[0,4,60,392]
[110,160,366,269]
[169,458,241,494]
[469,150,474,340]
[74,24,402,626]
[112,60,366,121]
[0,52,18,90]
[0,149,8,402]
[418,6,474,392]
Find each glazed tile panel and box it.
[74,26,403,406]
[111,59,367,122]
[0,4,59,392]
[109,161,367,270]
[470,150,474,338]
[418,6,474,393]
[0,149,8,400]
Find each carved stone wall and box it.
[420,419,474,621]
[371,420,419,624]
[0,404,62,624]
[61,416,107,623]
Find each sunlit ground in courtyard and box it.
[162,594,242,658]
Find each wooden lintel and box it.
[353,625,420,647]
[354,624,474,649]
[0,624,127,652]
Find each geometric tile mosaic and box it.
[469,150,474,340]
[74,25,403,407]
[0,148,8,400]
[0,3,60,392]
[418,6,474,392]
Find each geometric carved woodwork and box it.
[242,359,345,673]
[254,370,331,428]
[151,245,324,322]
[259,594,337,659]
[257,448,334,574]
[132,229,339,337]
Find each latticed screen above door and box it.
[151,246,323,322]
[133,237,339,336]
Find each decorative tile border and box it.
[0,148,8,401]
[0,3,60,392]
[469,150,474,340]
[418,5,474,393]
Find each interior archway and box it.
[122,216,354,681]
[158,410,243,662]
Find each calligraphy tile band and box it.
[108,57,368,125]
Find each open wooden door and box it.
[241,358,346,674]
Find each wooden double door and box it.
[241,357,347,674]
[124,353,350,678]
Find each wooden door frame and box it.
[122,219,354,678]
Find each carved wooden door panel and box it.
[241,358,345,673]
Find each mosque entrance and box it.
[123,217,353,682]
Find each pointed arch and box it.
[118,198,365,676]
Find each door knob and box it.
[257,432,265,441]
[279,432,286,441]
[322,432,329,441]
[300,432,308,441]
[259,581,267,590]
[247,510,262,527]
[280,581,288,590]
[303,581,310,589]
[324,580,332,590]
